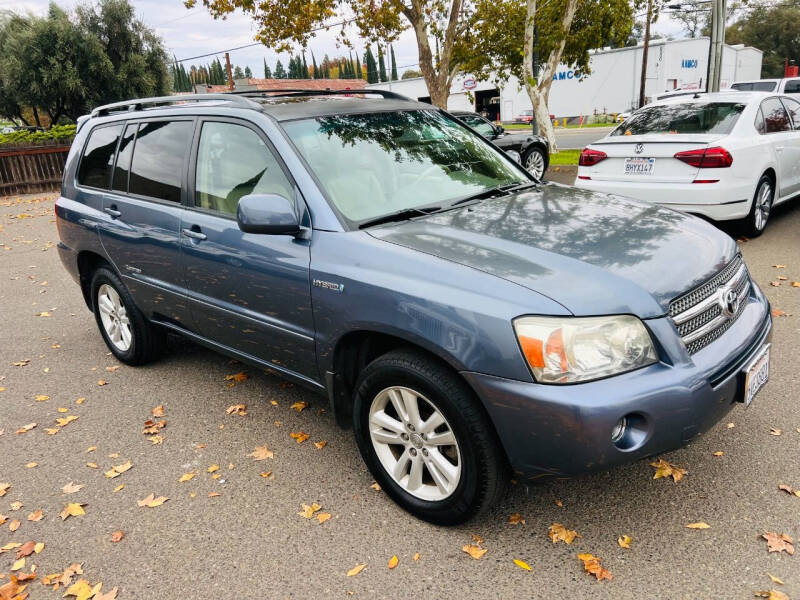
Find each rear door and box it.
[760,97,798,199]
[97,118,194,326]
[181,118,317,382]
[777,97,800,198]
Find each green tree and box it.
[355,53,362,80]
[377,44,388,82]
[302,52,309,78]
[457,0,633,151]
[244,65,252,78]
[390,45,398,80]
[274,59,286,78]
[233,65,244,79]
[726,1,800,78]
[401,68,422,79]
[364,46,378,83]
[263,58,271,78]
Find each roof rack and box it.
[90,94,261,118]
[230,88,413,101]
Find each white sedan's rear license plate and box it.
[624,157,655,175]
[742,343,770,406]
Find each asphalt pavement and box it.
[1,192,799,599]
[505,125,615,149]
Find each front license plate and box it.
[624,157,655,175]
[742,343,770,406]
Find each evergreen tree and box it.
[263,58,271,78]
[312,51,319,79]
[355,53,362,80]
[244,65,252,78]
[233,65,244,79]
[274,59,286,78]
[302,53,309,78]
[323,54,331,79]
[390,45,398,81]
[377,44,387,82]
[364,47,378,83]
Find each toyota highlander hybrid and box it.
[55,90,772,524]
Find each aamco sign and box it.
[552,69,584,81]
[463,77,477,90]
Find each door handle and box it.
[182,227,207,241]
[104,206,121,218]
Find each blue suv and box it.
[56,91,772,524]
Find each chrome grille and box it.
[669,255,750,355]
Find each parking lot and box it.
[1,190,799,599]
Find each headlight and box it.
[513,315,657,383]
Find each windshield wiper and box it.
[449,181,538,208]
[358,206,442,229]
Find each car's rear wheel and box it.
[523,147,547,180]
[353,349,509,525]
[743,174,774,237]
[91,267,163,365]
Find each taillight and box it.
[674,146,733,168]
[578,148,607,166]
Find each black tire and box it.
[352,349,509,525]
[522,146,548,180]
[90,267,164,365]
[741,174,774,237]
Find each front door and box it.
[181,118,317,383]
[97,119,194,326]
[778,97,800,198]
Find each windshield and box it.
[611,102,745,136]
[282,110,526,224]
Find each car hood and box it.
[367,184,738,318]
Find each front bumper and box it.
[463,283,772,479]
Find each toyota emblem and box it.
[721,288,739,317]
[634,143,644,154]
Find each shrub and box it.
[0,124,76,146]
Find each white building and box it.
[367,37,762,121]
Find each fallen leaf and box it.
[577,553,613,581]
[509,513,525,525]
[388,555,398,569]
[113,484,124,493]
[110,530,124,543]
[770,281,781,287]
[97,379,107,386]
[55,415,78,427]
[9,518,20,531]
[346,563,367,577]
[207,464,219,473]
[76,397,85,404]
[34,541,44,554]
[290,401,308,412]
[549,523,580,545]
[770,428,782,436]
[94,585,119,600]
[314,440,327,450]
[462,544,487,560]
[259,471,274,479]
[86,462,98,469]
[60,503,85,520]
[46,427,60,435]
[106,365,120,372]
[248,445,274,460]
[0,483,10,496]
[370,482,381,491]
[650,458,687,483]
[618,535,632,549]
[712,451,724,456]
[472,534,483,544]
[297,503,322,519]
[10,501,22,511]
[513,558,532,571]
[15,423,36,434]
[290,431,310,444]
[0,542,21,553]
[27,509,43,522]
[15,542,35,559]
[10,558,24,571]
[317,512,332,524]
[178,472,196,483]
[58,407,69,413]
[225,371,248,383]
[777,275,788,281]
[772,309,789,317]
[149,405,165,418]
[768,574,784,585]
[774,264,786,269]
[86,446,96,453]
[413,553,420,561]
[35,395,49,402]
[142,419,165,435]
[754,591,790,600]
[686,522,711,529]
[727,422,735,428]
[137,494,168,508]
[64,578,94,600]
[762,532,794,555]
[226,403,247,415]
[104,460,132,479]
[208,492,221,498]
[148,435,164,445]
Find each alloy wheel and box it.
[368,386,461,501]
[754,181,772,232]
[97,283,132,352]
[525,149,545,179]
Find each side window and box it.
[129,120,192,202]
[755,107,766,134]
[780,97,800,130]
[77,124,123,189]
[761,98,791,133]
[111,124,136,192]
[783,80,800,94]
[194,121,294,215]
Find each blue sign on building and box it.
[681,59,699,68]
[552,69,584,81]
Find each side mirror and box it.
[495,125,505,135]
[236,193,300,235]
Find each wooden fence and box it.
[0,140,72,196]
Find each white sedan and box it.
[575,91,800,236]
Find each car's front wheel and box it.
[91,267,164,365]
[523,146,547,180]
[743,174,774,237]
[353,350,509,525]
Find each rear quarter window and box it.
[77,124,123,189]
[128,120,193,203]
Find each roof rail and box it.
[90,94,261,118]
[230,88,413,102]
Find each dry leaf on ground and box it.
[298,503,322,518]
[754,591,789,600]
[509,513,525,525]
[290,431,310,444]
[248,445,274,460]
[686,522,711,529]
[62,481,83,494]
[650,458,687,482]
[137,494,168,508]
[618,535,632,548]
[151,405,164,417]
[462,544,487,559]
[549,523,579,544]
[27,509,43,522]
[225,371,248,384]
[388,555,398,569]
[60,503,85,520]
[762,532,794,555]
[226,404,247,415]
[110,530,124,543]
[513,558,532,571]
[290,401,308,412]
[346,563,366,577]
[178,472,196,483]
[577,553,613,581]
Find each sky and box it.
[3,0,688,78]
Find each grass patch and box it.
[503,121,617,132]
[548,149,580,166]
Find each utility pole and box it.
[225,52,234,91]
[638,0,653,108]
[706,0,727,92]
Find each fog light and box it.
[611,417,627,443]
